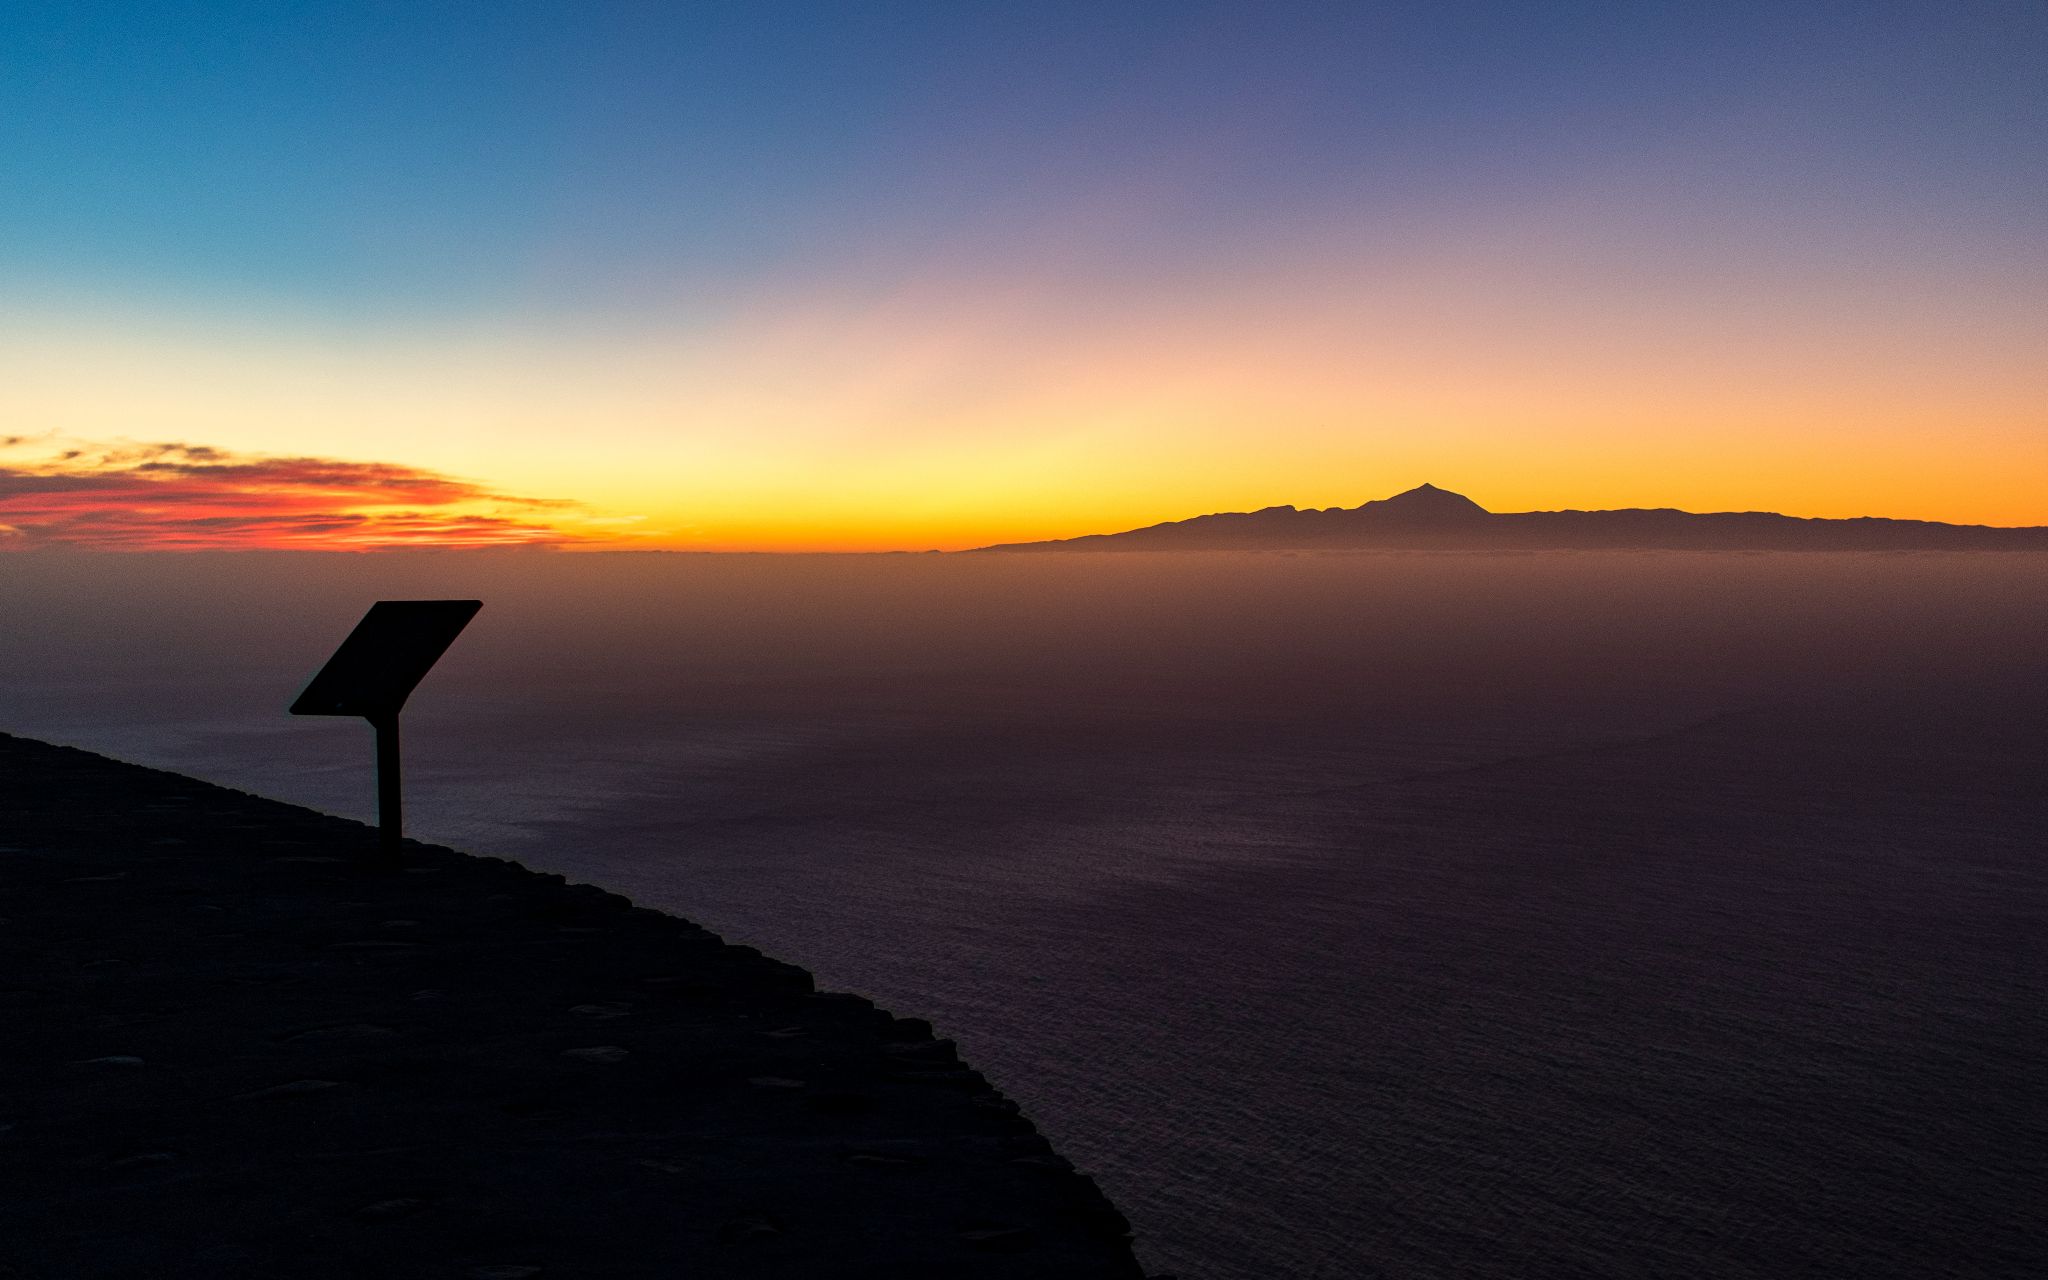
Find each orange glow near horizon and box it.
[3,202,2045,552]
[7,421,2047,553]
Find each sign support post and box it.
[371,711,402,849]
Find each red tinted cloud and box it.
[0,438,600,550]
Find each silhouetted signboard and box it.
[290,599,481,852]
[290,600,482,719]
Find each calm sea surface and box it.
[5,551,2045,1278]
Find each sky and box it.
[2,1,2043,550]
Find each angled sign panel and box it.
[290,599,482,720]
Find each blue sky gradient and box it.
[3,2,2044,545]
[7,2,2040,310]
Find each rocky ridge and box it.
[0,732,1148,1279]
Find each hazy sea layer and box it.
[5,550,2045,1279]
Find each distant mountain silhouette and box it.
[974,485,2048,552]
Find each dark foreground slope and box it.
[0,733,1143,1280]
[976,482,2048,551]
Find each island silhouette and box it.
[974,484,2048,552]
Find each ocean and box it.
[5,549,2044,1278]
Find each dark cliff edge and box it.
[973,483,2048,552]
[0,732,1149,1280]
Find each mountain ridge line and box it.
[971,485,2048,552]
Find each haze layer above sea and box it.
[5,550,2044,1279]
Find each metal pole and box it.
[372,713,402,850]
